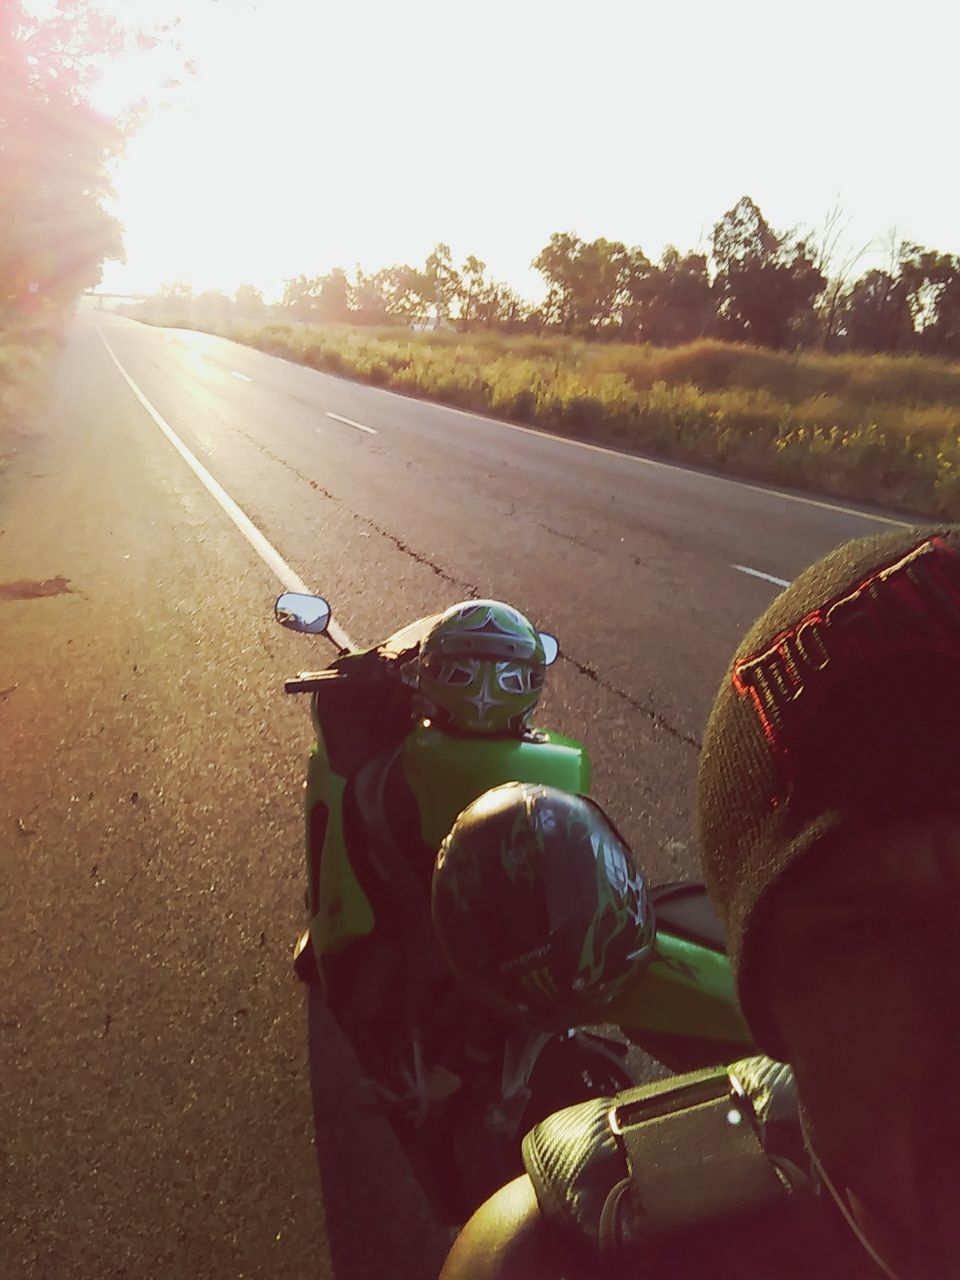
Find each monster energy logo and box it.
[520,965,560,1002]
[500,943,549,973]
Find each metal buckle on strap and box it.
[607,1070,785,1236]
[608,1071,733,1136]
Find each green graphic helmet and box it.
[418,600,549,735]
[432,783,655,1026]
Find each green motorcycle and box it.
[276,591,750,1220]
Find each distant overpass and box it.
[83,292,150,307]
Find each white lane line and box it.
[326,411,378,435]
[231,370,253,383]
[733,564,792,589]
[97,327,356,652]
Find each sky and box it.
[80,0,960,304]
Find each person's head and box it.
[418,600,549,736]
[431,783,655,1027]
[698,523,960,1278]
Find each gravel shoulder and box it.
[0,320,445,1279]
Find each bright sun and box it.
[94,0,960,305]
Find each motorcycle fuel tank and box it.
[400,720,591,850]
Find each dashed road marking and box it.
[732,564,792,589]
[326,412,378,435]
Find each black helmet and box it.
[431,783,655,1026]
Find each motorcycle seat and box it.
[649,882,727,953]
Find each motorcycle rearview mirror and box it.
[275,592,332,636]
[539,633,559,666]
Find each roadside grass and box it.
[0,318,61,470]
[137,317,960,519]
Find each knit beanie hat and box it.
[697,523,960,1057]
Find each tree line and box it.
[4,4,958,362]
[152,250,529,336]
[150,197,960,358]
[0,3,138,328]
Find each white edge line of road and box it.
[345,380,913,531]
[326,411,378,435]
[97,326,356,652]
[732,564,792,589]
[231,370,253,382]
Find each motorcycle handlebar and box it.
[284,633,424,694]
[284,673,335,694]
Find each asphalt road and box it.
[0,312,915,1279]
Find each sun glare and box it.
[87,62,149,118]
[95,0,960,304]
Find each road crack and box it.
[356,517,477,593]
[223,419,480,591]
[228,420,338,498]
[533,519,593,553]
[156,408,699,748]
[560,653,701,751]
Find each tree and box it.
[281,274,323,318]
[1,4,120,318]
[807,203,872,347]
[348,264,432,325]
[351,268,389,325]
[898,246,957,344]
[375,264,431,323]
[457,255,487,331]
[280,270,353,322]
[318,268,350,321]
[422,243,460,324]
[193,289,232,321]
[158,280,192,301]
[834,240,960,354]
[922,270,960,356]
[234,283,264,316]
[710,197,826,348]
[474,280,529,331]
[624,247,714,345]
[150,280,191,318]
[0,2,176,323]
[533,233,650,335]
[836,269,911,352]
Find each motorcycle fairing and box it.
[604,931,750,1043]
[309,669,414,778]
[399,721,591,850]
[304,744,375,955]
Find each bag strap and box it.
[608,1070,795,1246]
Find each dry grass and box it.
[0,319,59,468]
